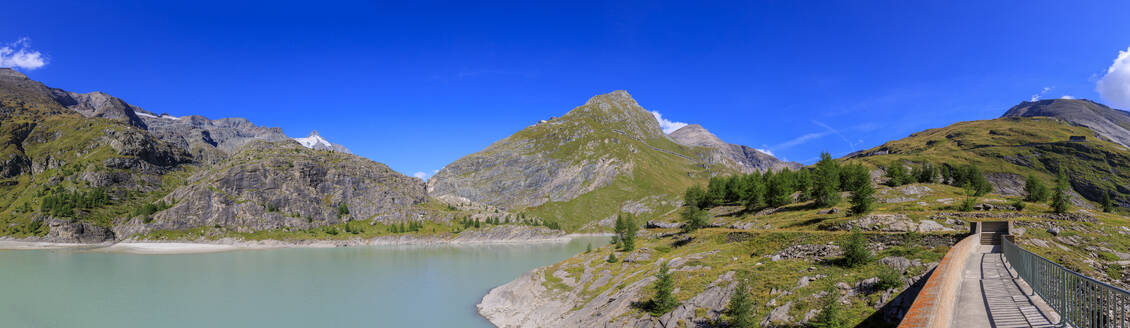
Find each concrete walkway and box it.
[951,245,1060,328]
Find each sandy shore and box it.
[0,233,613,255]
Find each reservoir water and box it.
[0,237,605,327]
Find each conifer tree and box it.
[765,171,791,208]
[742,174,765,211]
[649,262,678,316]
[684,185,707,209]
[840,229,871,268]
[839,164,869,192]
[884,161,910,187]
[812,152,841,207]
[1051,167,1071,214]
[726,274,755,328]
[1024,174,1049,202]
[705,177,727,207]
[849,174,875,216]
[1103,192,1116,213]
[681,205,708,233]
[620,213,638,251]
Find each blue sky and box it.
[4,1,1130,177]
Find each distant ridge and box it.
[1002,98,1130,148]
[668,124,800,172]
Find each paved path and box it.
[952,245,1060,328]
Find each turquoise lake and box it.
[0,237,605,328]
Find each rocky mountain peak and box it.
[669,124,727,148]
[293,130,352,154]
[566,90,663,139]
[668,123,798,173]
[0,67,29,80]
[1002,98,1130,148]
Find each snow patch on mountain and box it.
[293,130,352,154]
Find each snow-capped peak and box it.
[293,130,352,154]
[295,130,332,148]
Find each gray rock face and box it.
[43,217,115,243]
[1002,99,1130,148]
[140,114,291,162]
[141,141,427,233]
[669,124,800,172]
[50,91,149,129]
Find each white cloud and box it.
[649,110,688,134]
[1098,46,1130,110]
[412,169,440,180]
[755,148,774,156]
[1030,86,1052,102]
[1061,95,1075,99]
[0,37,47,70]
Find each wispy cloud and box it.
[812,120,860,151]
[1060,95,1075,99]
[1098,46,1130,109]
[0,37,47,70]
[649,111,688,134]
[755,147,774,156]
[774,131,831,150]
[1030,86,1052,102]
[772,121,870,152]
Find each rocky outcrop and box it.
[50,90,149,129]
[140,114,291,162]
[42,217,115,243]
[822,214,957,232]
[138,141,427,233]
[669,124,800,172]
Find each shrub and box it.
[875,266,904,291]
[606,252,618,263]
[336,203,350,218]
[810,291,847,328]
[839,229,872,268]
[1011,198,1026,211]
[959,197,977,212]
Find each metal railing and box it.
[1003,237,1130,327]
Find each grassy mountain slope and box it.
[428,91,746,231]
[846,116,1129,207]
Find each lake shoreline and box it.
[0,232,613,255]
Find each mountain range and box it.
[2,66,1128,239]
